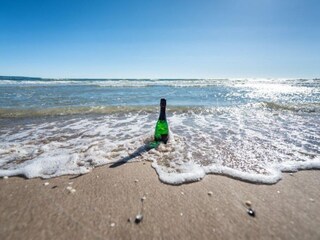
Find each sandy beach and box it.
[0,162,319,240]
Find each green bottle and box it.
[154,98,169,144]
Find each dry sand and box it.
[0,162,319,240]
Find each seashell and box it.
[135,214,143,224]
[247,208,255,217]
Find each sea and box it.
[0,78,319,184]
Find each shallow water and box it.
[0,78,319,184]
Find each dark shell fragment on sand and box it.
[247,208,255,217]
[135,214,143,224]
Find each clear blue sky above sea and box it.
[0,0,319,78]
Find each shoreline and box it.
[1,162,320,240]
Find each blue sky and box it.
[0,0,319,78]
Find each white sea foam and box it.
[1,105,319,184]
[0,78,316,88]
[0,79,228,88]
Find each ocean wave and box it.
[0,106,213,118]
[0,106,155,118]
[1,102,320,119]
[0,79,225,87]
[0,104,319,184]
[261,102,320,112]
[1,78,318,88]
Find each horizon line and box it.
[0,75,319,80]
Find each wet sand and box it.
[0,162,319,240]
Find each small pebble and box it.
[134,179,139,183]
[141,196,146,201]
[247,208,255,217]
[68,182,73,185]
[44,182,49,186]
[52,186,58,189]
[110,223,115,227]
[277,190,281,194]
[135,214,143,224]
[127,218,131,223]
[180,213,183,216]
[70,189,76,194]
[310,198,315,202]
[96,175,99,178]
[289,173,294,176]
[66,186,73,191]
[208,191,213,196]
[3,176,9,179]
[245,200,252,207]
[181,191,184,195]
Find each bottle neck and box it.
[159,106,166,120]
